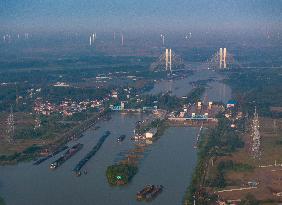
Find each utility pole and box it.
[7,105,15,143]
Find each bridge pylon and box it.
[208,48,238,69]
[150,48,184,73]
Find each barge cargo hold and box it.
[145,185,163,201]
[136,185,154,200]
[49,143,83,169]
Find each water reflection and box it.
[149,70,231,103]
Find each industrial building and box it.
[145,128,158,139]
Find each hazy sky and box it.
[1,0,281,33]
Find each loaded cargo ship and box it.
[49,143,83,169]
[33,146,68,165]
[73,131,111,175]
[136,185,163,201]
[136,185,155,200]
[145,185,163,201]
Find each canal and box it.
[0,114,197,205]
[0,70,231,205]
[149,70,231,103]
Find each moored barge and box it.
[49,143,83,169]
[136,184,163,201]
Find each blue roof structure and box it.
[227,100,237,105]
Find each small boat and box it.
[117,135,126,142]
[94,126,100,130]
[76,171,82,177]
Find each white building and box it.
[112,91,118,98]
[145,128,158,139]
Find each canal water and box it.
[0,114,197,205]
[149,70,231,103]
[0,70,231,205]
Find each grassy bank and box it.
[0,110,108,165]
[183,116,244,204]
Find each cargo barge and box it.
[136,185,163,201]
[33,146,68,165]
[145,185,163,201]
[49,143,83,169]
[73,131,111,175]
[136,185,155,200]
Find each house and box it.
[111,91,118,98]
